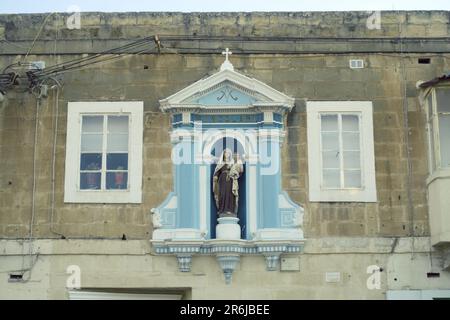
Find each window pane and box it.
[344,170,362,188]
[322,151,340,169]
[343,151,361,169]
[439,114,450,167]
[80,172,101,190]
[81,134,103,152]
[108,116,129,133]
[321,132,339,150]
[106,172,128,190]
[107,153,128,170]
[80,153,102,170]
[436,88,450,113]
[82,116,103,133]
[321,114,338,131]
[342,132,360,150]
[107,134,128,152]
[323,169,340,188]
[342,115,359,131]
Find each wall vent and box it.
[427,272,440,278]
[349,59,364,69]
[418,58,431,64]
[8,273,24,282]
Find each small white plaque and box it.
[280,257,300,271]
[325,272,341,283]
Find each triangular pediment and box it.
[159,68,295,112]
[182,80,270,106]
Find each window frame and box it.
[64,101,143,203]
[426,87,450,173]
[79,114,130,191]
[319,112,363,189]
[307,101,377,202]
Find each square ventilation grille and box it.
[349,59,364,69]
[325,272,341,283]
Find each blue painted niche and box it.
[152,78,303,243]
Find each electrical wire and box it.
[32,37,155,76]
[1,32,448,92]
[46,18,66,239]
[36,47,156,81]
[27,45,154,86]
[27,34,450,81]
[23,12,57,61]
[20,96,41,281]
[160,46,450,55]
[396,9,416,260]
[2,62,34,74]
[1,36,156,121]
[48,80,65,239]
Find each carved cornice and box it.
[151,238,305,283]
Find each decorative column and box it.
[258,128,281,229]
[172,129,198,229]
[247,154,258,240]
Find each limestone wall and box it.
[1,52,446,238]
[1,11,449,42]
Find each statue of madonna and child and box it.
[212,148,244,219]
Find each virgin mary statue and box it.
[213,148,244,218]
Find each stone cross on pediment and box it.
[222,48,232,61]
[220,48,234,71]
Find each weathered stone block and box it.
[404,24,427,36]
[426,23,449,37]
[314,81,366,99]
[407,12,432,25]
[337,222,366,236]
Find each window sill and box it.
[309,188,377,202]
[78,189,130,192]
[64,190,142,204]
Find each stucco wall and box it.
[1,237,448,299]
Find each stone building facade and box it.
[0,11,450,299]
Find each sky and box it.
[0,0,449,13]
